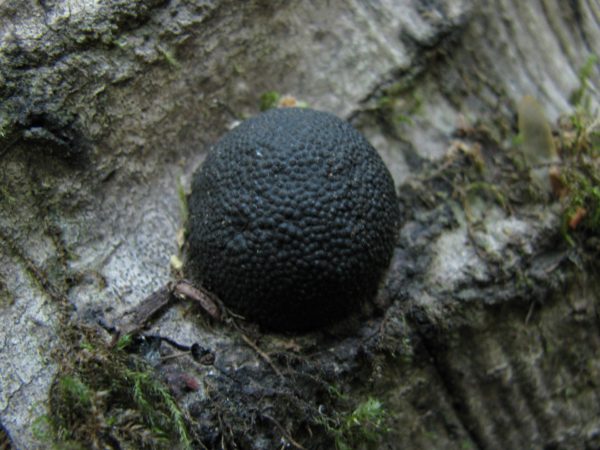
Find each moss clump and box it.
[42,327,194,450]
[558,124,600,240]
[373,81,423,127]
[556,56,600,242]
[259,91,281,111]
[317,395,389,450]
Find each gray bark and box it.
[0,0,598,449]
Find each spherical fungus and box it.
[186,107,399,331]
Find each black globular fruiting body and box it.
[186,107,399,331]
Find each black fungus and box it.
[186,107,399,331]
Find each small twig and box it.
[128,285,174,327]
[525,300,536,325]
[233,323,283,379]
[103,279,223,346]
[173,280,221,320]
[106,285,173,345]
[263,414,307,450]
[240,333,284,379]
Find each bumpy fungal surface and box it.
[186,107,399,331]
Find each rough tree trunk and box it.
[0,1,598,449]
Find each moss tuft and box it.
[317,396,389,450]
[259,91,281,111]
[316,391,389,450]
[556,56,600,242]
[42,327,195,450]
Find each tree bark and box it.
[0,0,598,449]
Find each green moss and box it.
[58,376,93,409]
[317,396,389,450]
[374,83,423,126]
[116,333,133,351]
[126,368,191,448]
[557,57,600,242]
[42,330,194,450]
[259,91,281,111]
[561,164,600,238]
[32,414,86,450]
